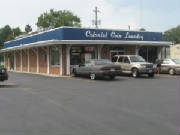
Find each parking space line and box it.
[0,88,32,91]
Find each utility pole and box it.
[93,7,101,28]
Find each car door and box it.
[117,56,125,71]
[123,57,131,73]
[160,59,171,73]
[76,61,90,75]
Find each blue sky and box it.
[0,0,179,32]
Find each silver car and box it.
[112,55,157,78]
[72,59,122,80]
[156,58,180,75]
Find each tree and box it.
[0,25,14,46]
[139,28,146,31]
[25,24,32,33]
[12,27,22,37]
[163,25,180,44]
[36,9,81,29]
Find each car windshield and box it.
[172,59,180,64]
[94,60,112,65]
[129,56,146,62]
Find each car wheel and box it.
[109,75,115,80]
[148,73,154,78]
[132,68,139,78]
[90,73,96,80]
[169,68,175,75]
[72,69,77,77]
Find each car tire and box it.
[169,68,175,75]
[148,73,154,78]
[90,73,96,80]
[72,69,77,77]
[109,76,115,80]
[132,68,139,78]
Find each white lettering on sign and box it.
[85,30,108,38]
[85,30,144,41]
[125,32,144,40]
[110,32,122,39]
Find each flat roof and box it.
[1,27,172,52]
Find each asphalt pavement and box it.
[0,72,179,135]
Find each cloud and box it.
[0,0,178,32]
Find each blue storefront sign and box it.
[63,28,162,41]
[4,27,163,49]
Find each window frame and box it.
[50,46,61,67]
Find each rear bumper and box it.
[0,73,8,81]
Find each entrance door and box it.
[85,53,92,62]
[110,46,125,61]
[139,47,158,63]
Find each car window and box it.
[112,56,118,62]
[118,57,124,62]
[172,59,180,64]
[94,60,112,65]
[163,60,171,64]
[129,56,145,62]
[124,57,130,63]
[85,60,91,67]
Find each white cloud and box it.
[0,0,152,31]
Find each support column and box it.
[98,45,104,59]
[136,46,140,55]
[28,49,30,72]
[14,51,16,71]
[20,50,22,72]
[37,48,39,73]
[47,46,50,74]
[147,47,149,62]
[66,45,71,75]
[4,53,5,68]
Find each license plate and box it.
[149,70,152,73]
[111,68,115,71]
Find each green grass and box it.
[0,65,4,68]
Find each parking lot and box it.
[0,72,179,135]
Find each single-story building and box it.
[0,27,171,76]
[170,44,180,59]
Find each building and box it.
[0,27,171,76]
[170,44,180,59]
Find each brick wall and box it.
[62,45,67,76]
[101,45,110,59]
[29,49,37,72]
[22,50,28,72]
[16,51,20,71]
[39,47,47,74]
[125,46,136,55]
[5,53,9,69]
[50,67,60,75]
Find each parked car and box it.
[0,68,8,81]
[112,55,157,78]
[72,59,122,80]
[155,58,180,75]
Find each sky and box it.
[0,0,179,32]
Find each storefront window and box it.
[50,46,60,66]
[110,46,125,60]
[70,46,97,65]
